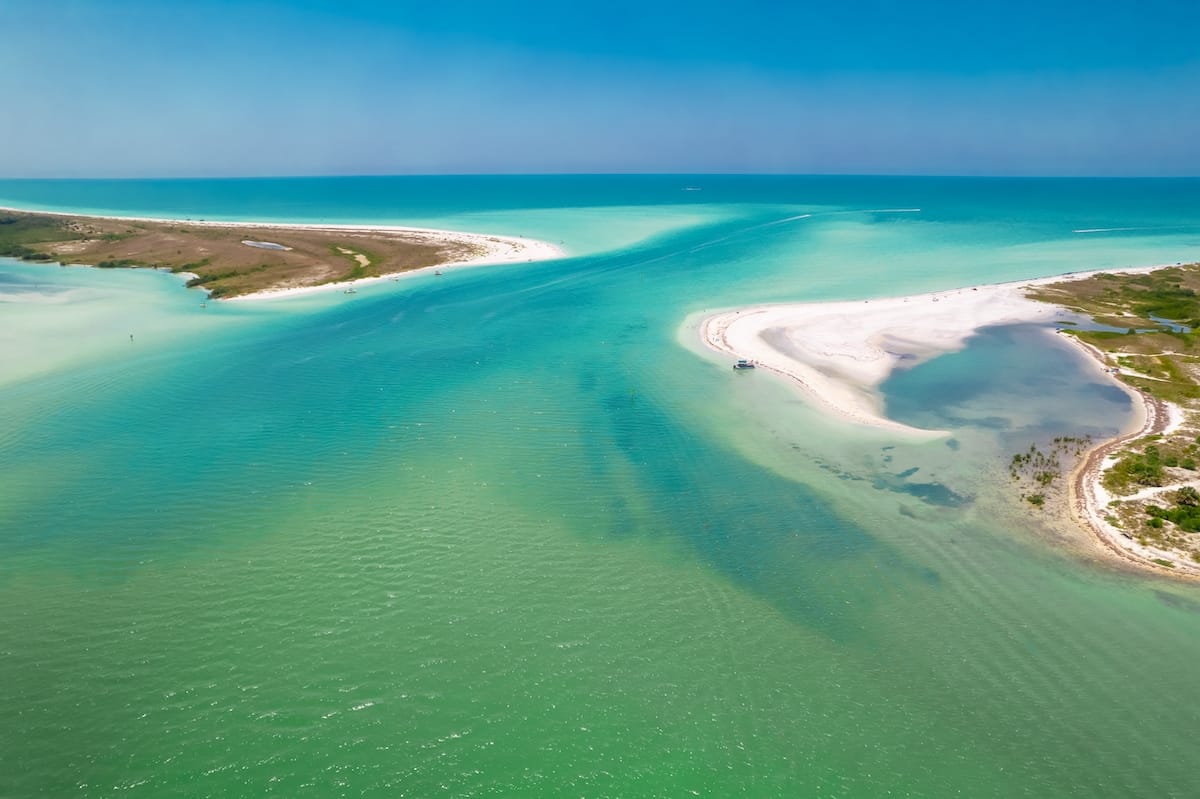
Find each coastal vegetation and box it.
[1030,265,1200,405]
[332,244,378,282]
[0,210,483,298]
[1009,436,1091,507]
[1100,431,1200,562]
[1027,263,1200,570]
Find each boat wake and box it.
[1073,225,1192,234]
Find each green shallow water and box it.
[2,176,1200,797]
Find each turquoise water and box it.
[2,177,1200,797]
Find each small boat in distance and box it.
[733,359,756,370]
[344,287,357,294]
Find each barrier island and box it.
[0,208,560,299]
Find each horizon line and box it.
[2,172,1199,182]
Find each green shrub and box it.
[1145,497,1200,531]
[1104,448,1165,492]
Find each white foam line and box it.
[1073,225,1191,234]
[824,208,922,216]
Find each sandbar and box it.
[698,267,1168,437]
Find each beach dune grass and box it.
[1029,265,1200,331]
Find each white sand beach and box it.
[225,223,564,302]
[699,266,1168,437]
[223,229,559,303]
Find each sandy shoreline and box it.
[699,266,1168,437]
[698,263,1200,578]
[1063,337,1200,579]
[0,205,565,302]
[1064,361,1196,577]
[225,231,561,302]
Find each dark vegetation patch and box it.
[1104,436,1200,495]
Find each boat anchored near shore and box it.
[732,359,756,370]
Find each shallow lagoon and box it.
[2,176,1200,797]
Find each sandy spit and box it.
[0,205,565,302]
[700,266,1166,435]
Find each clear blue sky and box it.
[3,0,1198,177]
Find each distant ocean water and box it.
[2,175,1200,797]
